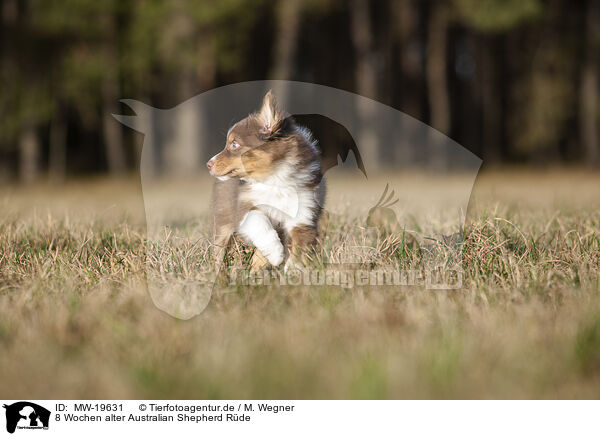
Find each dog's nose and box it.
[206,159,214,171]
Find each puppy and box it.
[206,91,325,271]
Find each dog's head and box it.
[206,90,297,181]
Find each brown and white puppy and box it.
[207,91,325,270]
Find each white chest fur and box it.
[241,182,316,231]
[239,164,318,232]
[244,181,299,218]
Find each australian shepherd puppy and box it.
[206,91,325,271]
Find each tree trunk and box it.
[580,0,600,166]
[101,13,126,175]
[350,0,379,170]
[19,121,41,184]
[426,3,450,169]
[396,0,423,119]
[480,36,501,163]
[426,4,450,135]
[270,0,302,102]
[392,0,423,165]
[162,0,216,174]
[172,71,202,173]
[102,79,127,174]
[3,0,19,179]
[49,102,67,181]
[170,37,216,173]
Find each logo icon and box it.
[3,402,50,434]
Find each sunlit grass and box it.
[0,170,599,399]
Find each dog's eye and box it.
[231,141,240,149]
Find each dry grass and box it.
[1,169,600,399]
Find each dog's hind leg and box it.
[284,224,317,271]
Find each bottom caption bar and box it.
[1,400,598,435]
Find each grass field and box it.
[1,169,600,399]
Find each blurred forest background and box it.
[0,0,598,183]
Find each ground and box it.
[0,169,599,399]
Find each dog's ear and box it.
[257,90,284,135]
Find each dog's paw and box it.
[265,245,284,267]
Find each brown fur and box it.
[210,179,252,261]
[207,91,324,270]
[289,225,317,251]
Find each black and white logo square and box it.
[3,402,50,434]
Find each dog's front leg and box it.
[238,210,284,268]
[212,225,233,263]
